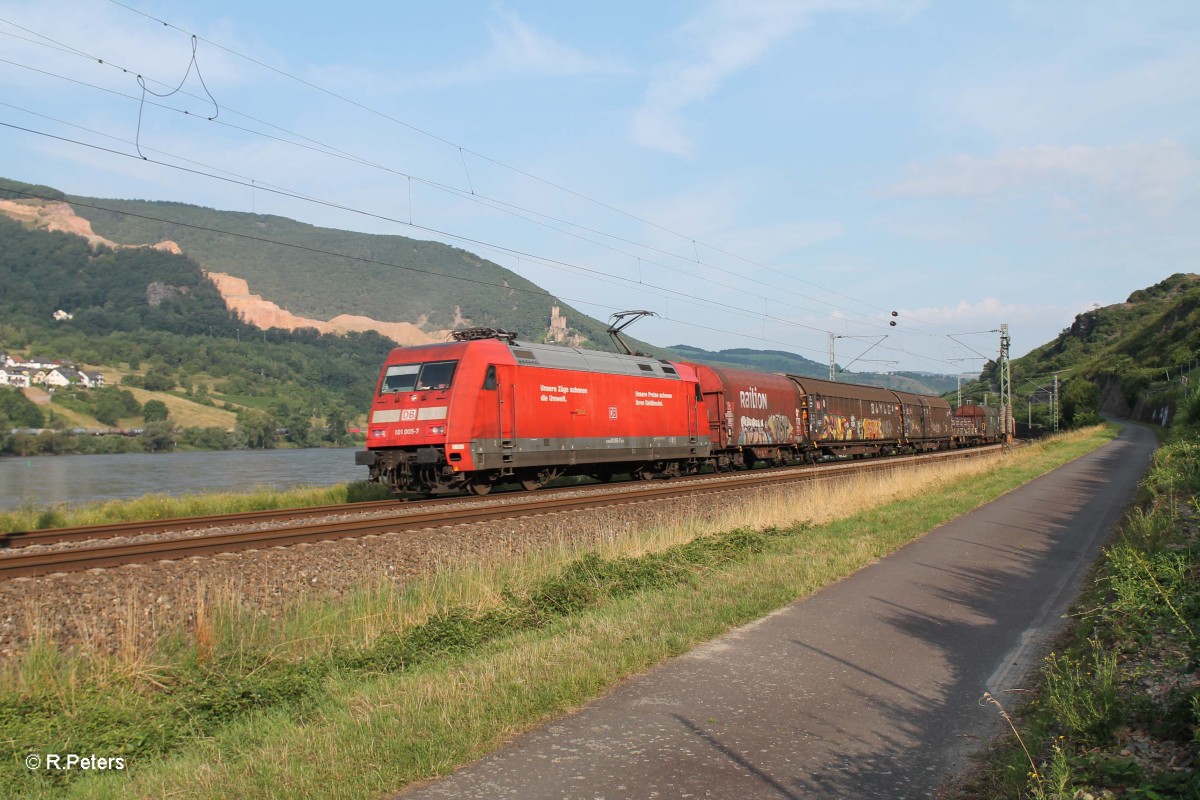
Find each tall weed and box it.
[1041,643,1122,746]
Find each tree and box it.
[142,399,169,422]
[139,420,178,452]
[236,408,277,449]
[142,366,176,392]
[0,386,44,428]
[1061,377,1101,428]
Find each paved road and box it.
[398,424,1157,799]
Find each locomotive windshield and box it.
[381,360,459,394]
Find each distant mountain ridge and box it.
[662,345,958,395]
[1,177,959,393]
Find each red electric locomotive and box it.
[358,329,963,495]
[356,329,707,494]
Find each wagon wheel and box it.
[632,465,656,481]
[519,468,560,491]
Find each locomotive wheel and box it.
[519,478,543,491]
[467,480,493,496]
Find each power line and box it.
[1,115,967,372]
[0,46,909,334]
[99,0,958,330]
[0,12,998,369]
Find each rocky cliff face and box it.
[0,198,455,347]
[204,273,446,346]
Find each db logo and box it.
[401,409,417,421]
[609,406,618,419]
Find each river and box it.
[0,447,366,510]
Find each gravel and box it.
[0,486,743,659]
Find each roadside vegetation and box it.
[0,481,392,534]
[0,427,1113,799]
[953,397,1200,799]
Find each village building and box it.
[0,366,32,388]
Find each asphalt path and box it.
[398,424,1157,799]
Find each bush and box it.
[142,399,170,423]
[181,426,233,450]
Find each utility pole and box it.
[999,324,1013,443]
[1053,373,1059,433]
[828,333,836,381]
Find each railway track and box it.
[0,446,1002,580]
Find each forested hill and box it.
[60,193,624,350]
[0,213,394,425]
[1,177,957,393]
[1007,273,1200,417]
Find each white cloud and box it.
[884,141,1198,205]
[900,297,1088,359]
[629,0,924,156]
[324,8,630,92]
[483,10,625,77]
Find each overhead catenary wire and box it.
[96,0,962,332]
[0,12,997,369]
[2,186,861,362]
[0,114,970,372]
[0,38,908,335]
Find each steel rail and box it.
[0,499,404,549]
[0,446,1002,579]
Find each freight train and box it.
[356,328,1001,495]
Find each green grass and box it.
[0,481,393,534]
[1,427,1116,799]
[950,436,1200,800]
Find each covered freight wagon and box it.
[893,390,954,451]
[953,403,1000,445]
[691,365,805,468]
[787,375,907,457]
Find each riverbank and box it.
[0,427,1115,799]
[0,447,369,520]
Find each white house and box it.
[44,366,83,388]
[80,370,105,389]
[0,367,32,388]
[22,355,62,370]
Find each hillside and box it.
[61,193,624,351]
[1,176,961,394]
[1004,273,1200,423]
[0,210,396,451]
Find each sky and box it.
[1,0,1196,376]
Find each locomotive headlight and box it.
[430,425,446,435]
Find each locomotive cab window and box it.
[482,365,497,390]
[381,360,459,394]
